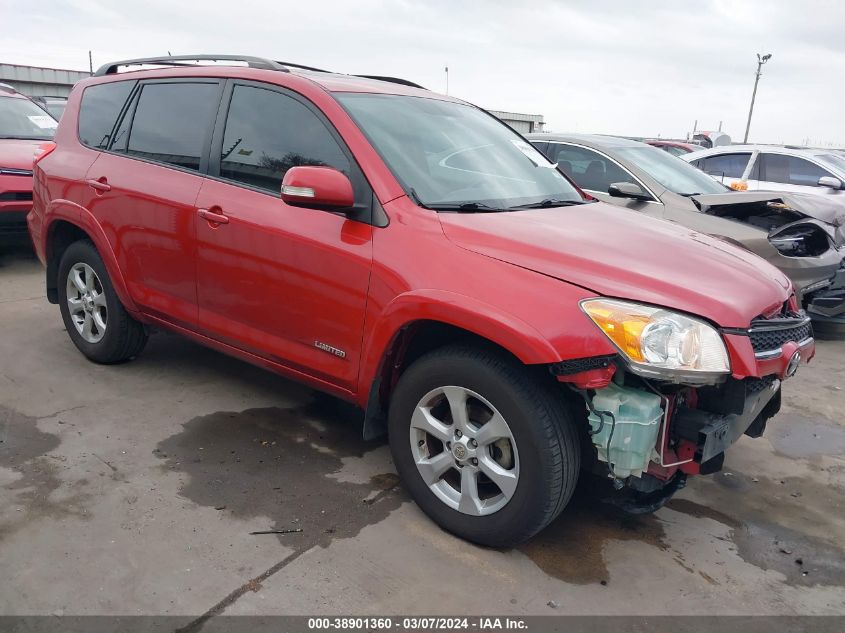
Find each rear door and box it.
[193,80,373,391]
[757,152,844,196]
[83,79,223,327]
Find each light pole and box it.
[743,53,772,143]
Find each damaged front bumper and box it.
[554,311,815,512]
[673,376,780,465]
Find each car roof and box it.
[684,144,836,159]
[647,140,699,148]
[525,132,650,149]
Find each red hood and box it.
[439,202,791,328]
[0,139,43,171]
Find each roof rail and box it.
[276,60,331,73]
[93,55,428,90]
[94,54,289,76]
[353,75,427,90]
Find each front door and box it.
[194,82,373,391]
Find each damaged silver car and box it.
[527,133,845,332]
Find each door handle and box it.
[198,208,229,225]
[87,178,111,193]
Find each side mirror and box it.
[608,181,650,201]
[818,176,842,190]
[281,166,354,210]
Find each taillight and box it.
[33,142,57,166]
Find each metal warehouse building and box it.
[488,110,545,134]
[0,63,90,97]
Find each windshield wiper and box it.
[509,198,584,209]
[679,192,703,197]
[422,201,505,213]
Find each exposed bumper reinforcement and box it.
[673,379,781,463]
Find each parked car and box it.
[683,145,845,198]
[30,55,814,546]
[646,140,703,156]
[527,133,845,330]
[31,96,69,121]
[0,82,57,245]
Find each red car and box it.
[646,140,704,157]
[1,83,57,245]
[29,55,813,546]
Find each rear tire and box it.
[58,240,147,363]
[388,344,580,547]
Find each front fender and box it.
[357,289,572,405]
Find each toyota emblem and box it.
[786,350,801,378]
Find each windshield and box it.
[336,93,583,210]
[615,145,728,195]
[0,96,57,140]
[816,153,845,175]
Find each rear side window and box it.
[123,82,219,172]
[547,142,636,193]
[78,81,135,149]
[760,153,833,186]
[700,153,750,179]
[219,84,350,193]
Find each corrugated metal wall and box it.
[0,64,90,97]
[488,110,545,134]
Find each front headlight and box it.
[581,298,730,383]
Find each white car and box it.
[683,145,845,198]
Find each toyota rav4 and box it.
[28,55,814,546]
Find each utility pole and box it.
[89,50,93,75]
[743,53,772,143]
[444,66,449,95]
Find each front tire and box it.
[58,240,148,363]
[388,345,580,547]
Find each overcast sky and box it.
[2,0,843,147]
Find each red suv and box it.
[1,83,57,245]
[29,55,814,546]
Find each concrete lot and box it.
[1,245,844,621]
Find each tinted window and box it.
[220,85,350,193]
[125,82,219,171]
[700,153,751,179]
[78,81,134,149]
[548,143,636,193]
[761,153,833,186]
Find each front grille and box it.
[746,375,777,393]
[749,319,812,354]
[0,191,32,201]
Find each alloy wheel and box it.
[409,386,520,516]
[66,262,107,343]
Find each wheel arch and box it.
[44,204,138,312]
[358,291,564,439]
